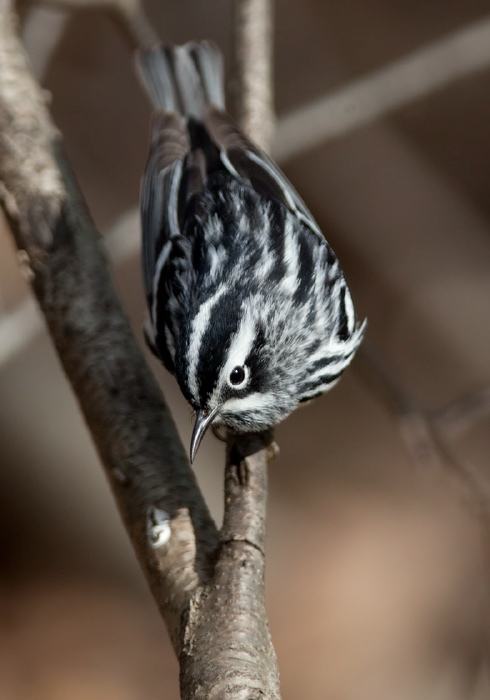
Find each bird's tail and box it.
[136,41,225,118]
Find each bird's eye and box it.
[229,365,247,386]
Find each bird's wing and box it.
[140,110,190,303]
[203,107,323,239]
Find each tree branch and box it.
[0,0,218,659]
[181,434,280,699]
[0,209,141,367]
[234,0,275,152]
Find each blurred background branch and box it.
[358,345,490,518]
[21,0,159,49]
[274,16,490,162]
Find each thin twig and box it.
[181,434,281,699]
[234,0,275,152]
[431,384,490,438]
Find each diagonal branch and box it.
[0,0,218,656]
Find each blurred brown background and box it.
[1,1,490,697]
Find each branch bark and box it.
[0,0,218,655]
[234,0,275,152]
[0,0,281,697]
[181,434,280,699]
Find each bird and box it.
[137,41,365,462]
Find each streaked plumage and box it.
[137,42,365,460]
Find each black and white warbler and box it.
[137,42,365,462]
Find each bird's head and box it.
[175,294,295,462]
[173,266,364,462]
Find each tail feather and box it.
[186,42,224,110]
[136,41,225,117]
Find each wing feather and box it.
[140,110,189,301]
[203,107,323,238]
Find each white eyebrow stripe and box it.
[187,285,227,402]
[210,310,257,405]
[227,311,256,364]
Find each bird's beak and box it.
[190,405,222,463]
